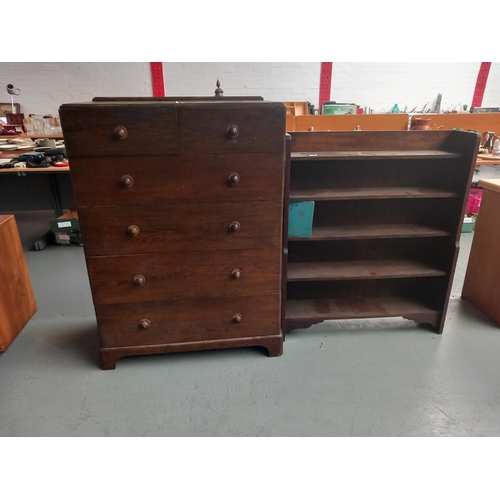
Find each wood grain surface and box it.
[0,215,37,351]
[69,153,284,205]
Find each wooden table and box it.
[476,157,500,166]
[462,179,500,326]
[0,159,73,249]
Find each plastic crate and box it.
[466,188,483,214]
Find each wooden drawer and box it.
[177,104,285,153]
[87,248,280,304]
[70,153,284,206]
[96,294,281,348]
[60,106,179,157]
[78,201,282,256]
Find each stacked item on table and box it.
[0,136,36,152]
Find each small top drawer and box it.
[177,103,285,154]
[59,105,179,157]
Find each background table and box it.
[0,160,73,249]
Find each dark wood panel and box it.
[93,96,265,102]
[288,238,452,271]
[100,334,283,369]
[309,198,457,231]
[286,276,447,302]
[96,294,281,348]
[290,158,470,194]
[59,107,179,157]
[289,130,467,153]
[287,260,446,281]
[291,150,460,160]
[286,296,439,323]
[289,224,450,241]
[177,105,286,153]
[70,154,284,206]
[87,248,280,304]
[290,187,456,201]
[78,201,283,256]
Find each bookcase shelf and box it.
[283,130,480,335]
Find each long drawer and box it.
[70,153,284,206]
[78,201,282,256]
[87,248,280,304]
[96,294,281,347]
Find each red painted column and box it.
[319,62,333,113]
[150,62,165,97]
[472,62,491,108]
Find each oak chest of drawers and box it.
[60,99,286,369]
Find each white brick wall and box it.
[162,62,321,105]
[330,62,483,112]
[0,62,498,117]
[0,62,151,116]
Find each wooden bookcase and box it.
[283,130,480,335]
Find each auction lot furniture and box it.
[283,130,480,335]
[60,98,286,369]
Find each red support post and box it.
[319,62,333,113]
[150,62,165,97]
[472,62,491,108]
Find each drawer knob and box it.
[133,274,146,286]
[232,313,243,323]
[120,175,134,188]
[114,126,128,140]
[228,221,241,233]
[226,124,239,139]
[126,225,140,237]
[140,319,151,329]
[231,269,242,279]
[227,173,240,186]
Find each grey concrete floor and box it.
[1,208,500,437]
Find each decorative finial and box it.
[215,79,223,97]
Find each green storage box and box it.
[288,201,315,238]
[50,211,80,233]
[322,102,358,115]
[51,211,83,246]
[462,216,476,233]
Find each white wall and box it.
[483,63,500,107]
[162,62,499,112]
[0,62,499,117]
[0,62,151,116]
[161,62,321,104]
[329,62,483,112]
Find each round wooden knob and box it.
[114,126,128,140]
[226,125,239,139]
[227,173,240,186]
[231,269,242,279]
[228,221,241,233]
[126,225,140,237]
[133,274,146,286]
[232,313,243,323]
[120,175,134,188]
[140,319,151,329]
